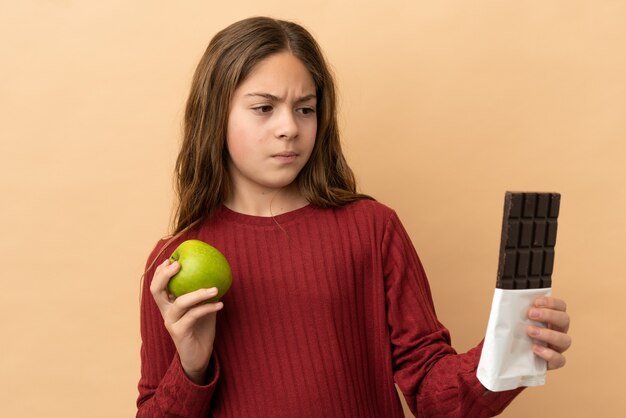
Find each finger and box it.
[534,296,567,312]
[532,344,567,370]
[165,287,219,324]
[175,301,224,329]
[527,326,572,353]
[150,259,179,311]
[149,259,175,294]
[528,307,570,333]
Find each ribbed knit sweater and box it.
[137,200,522,417]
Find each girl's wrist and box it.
[183,367,208,385]
[180,354,212,385]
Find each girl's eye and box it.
[298,107,316,116]
[253,105,273,113]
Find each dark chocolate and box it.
[496,192,560,289]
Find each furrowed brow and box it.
[244,92,281,101]
[295,94,317,104]
[244,92,317,103]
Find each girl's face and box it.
[226,52,317,199]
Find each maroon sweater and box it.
[137,200,522,417]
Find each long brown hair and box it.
[173,16,371,238]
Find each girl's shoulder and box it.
[333,198,398,226]
[143,225,201,272]
[143,236,182,271]
[341,197,395,215]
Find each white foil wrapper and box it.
[477,287,552,392]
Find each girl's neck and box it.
[224,183,309,217]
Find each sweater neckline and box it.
[216,203,316,226]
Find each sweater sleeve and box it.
[381,212,523,418]
[136,239,220,418]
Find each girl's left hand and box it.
[526,296,571,370]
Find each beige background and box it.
[1,1,624,417]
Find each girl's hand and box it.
[526,296,571,370]
[150,258,224,384]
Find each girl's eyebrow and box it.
[244,92,317,103]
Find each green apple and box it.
[167,239,232,302]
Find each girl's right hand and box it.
[150,258,224,385]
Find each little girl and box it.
[137,17,571,418]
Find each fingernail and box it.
[529,326,541,337]
[207,287,218,296]
[216,302,224,309]
[533,344,545,354]
[529,308,541,319]
[535,298,547,307]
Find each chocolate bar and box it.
[496,192,560,289]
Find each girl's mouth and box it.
[272,152,298,162]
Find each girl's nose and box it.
[275,109,298,140]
